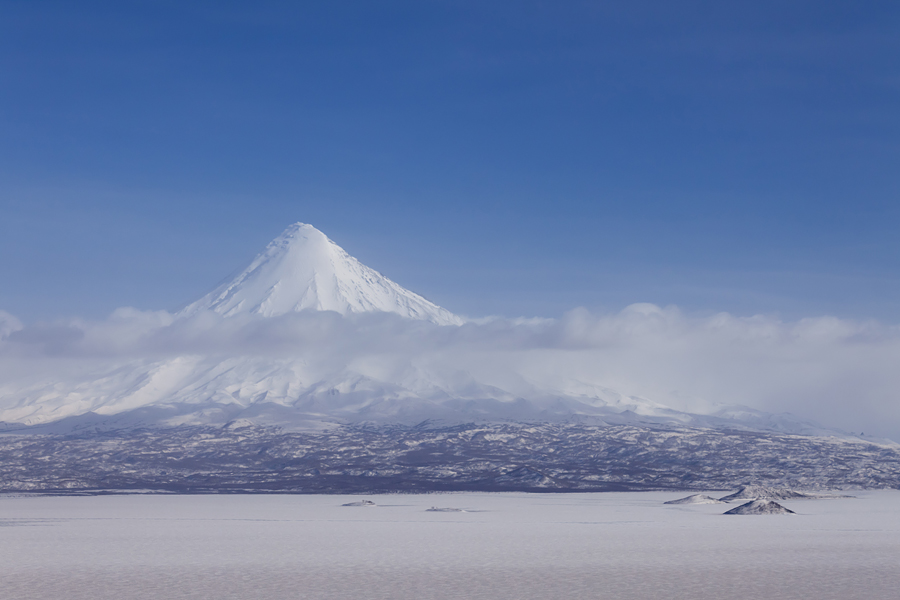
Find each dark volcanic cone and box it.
[724,499,796,515]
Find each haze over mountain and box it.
[0,223,899,441]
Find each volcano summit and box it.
[180,223,463,326]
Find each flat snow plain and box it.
[2,491,899,600]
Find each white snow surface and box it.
[180,223,463,326]
[2,491,899,600]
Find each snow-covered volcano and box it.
[0,222,845,436]
[181,223,463,326]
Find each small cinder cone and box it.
[724,499,795,515]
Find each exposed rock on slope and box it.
[492,466,562,489]
[1,422,897,494]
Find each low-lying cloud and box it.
[1,304,899,439]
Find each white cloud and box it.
[1,304,899,439]
[0,310,23,339]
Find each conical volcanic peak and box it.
[724,500,796,515]
[180,223,463,325]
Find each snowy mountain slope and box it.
[664,494,727,505]
[180,223,463,326]
[0,349,845,437]
[0,353,682,429]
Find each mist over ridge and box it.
[1,223,898,440]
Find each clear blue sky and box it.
[1,1,898,321]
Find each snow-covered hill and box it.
[664,494,726,505]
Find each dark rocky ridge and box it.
[719,485,852,501]
[0,422,898,494]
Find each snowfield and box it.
[2,491,899,600]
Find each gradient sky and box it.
[1,1,898,321]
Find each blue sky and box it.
[2,1,898,321]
